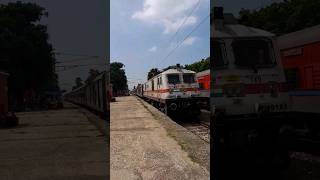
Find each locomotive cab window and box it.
[167,74,180,84]
[212,39,227,68]
[183,74,195,83]
[232,38,275,68]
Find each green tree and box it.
[185,57,210,72]
[85,69,100,84]
[72,77,83,90]
[110,62,128,94]
[238,0,320,35]
[147,68,160,80]
[0,2,56,110]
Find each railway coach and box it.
[196,69,210,109]
[138,65,202,115]
[278,24,320,113]
[64,71,110,119]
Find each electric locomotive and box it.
[141,65,201,115]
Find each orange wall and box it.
[197,74,210,90]
[281,41,320,90]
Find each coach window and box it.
[160,77,162,85]
[152,79,154,91]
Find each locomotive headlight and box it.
[224,84,246,97]
[173,89,181,92]
[169,88,180,93]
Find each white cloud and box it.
[182,36,198,46]
[149,46,157,52]
[132,0,199,34]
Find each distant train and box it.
[64,71,110,119]
[132,65,202,115]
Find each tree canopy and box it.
[146,57,210,80]
[184,57,210,73]
[72,77,83,90]
[0,2,57,110]
[238,0,320,35]
[110,62,128,93]
[147,68,160,80]
[85,69,100,84]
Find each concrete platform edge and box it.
[73,103,109,138]
[136,96,210,172]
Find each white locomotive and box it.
[135,65,201,115]
[211,9,290,118]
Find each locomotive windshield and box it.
[167,74,180,84]
[212,40,226,68]
[233,39,275,68]
[183,74,195,83]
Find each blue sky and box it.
[111,0,210,89]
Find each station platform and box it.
[110,96,209,180]
[0,103,108,180]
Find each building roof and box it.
[277,24,320,49]
[196,69,210,77]
[212,24,275,38]
[161,68,196,75]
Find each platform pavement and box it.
[0,103,108,180]
[110,96,209,180]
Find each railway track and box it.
[169,110,210,143]
[182,121,210,143]
[139,96,211,143]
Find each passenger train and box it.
[211,9,289,119]
[211,8,320,178]
[64,71,110,119]
[133,65,202,115]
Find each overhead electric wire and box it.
[56,57,104,64]
[56,63,107,72]
[166,0,201,48]
[54,51,101,58]
[156,13,210,67]
[151,0,202,68]
[56,63,107,68]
